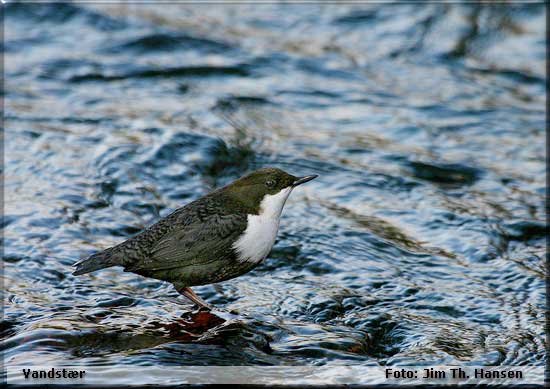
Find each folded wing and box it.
[125,213,248,274]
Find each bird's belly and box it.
[232,214,280,264]
[166,255,261,287]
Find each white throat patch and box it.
[232,186,293,263]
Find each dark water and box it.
[3,2,546,376]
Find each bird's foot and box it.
[177,286,212,311]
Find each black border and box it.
[2,1,548,388]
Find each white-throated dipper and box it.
[73,167,317,310]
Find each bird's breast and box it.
[232,213,281,263]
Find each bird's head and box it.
[222,167,317,216]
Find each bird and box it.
[73,167,317,310]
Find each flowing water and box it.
[3,2,546,379]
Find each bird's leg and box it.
[177,286,211,310]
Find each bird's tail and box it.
[73,248,117,276]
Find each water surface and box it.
[3,2,546,379]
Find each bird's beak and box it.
[293,174,318,187]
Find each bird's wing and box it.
[125,212,248,273]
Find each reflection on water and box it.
[3,2,545,378]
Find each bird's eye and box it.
[265,180,276,188]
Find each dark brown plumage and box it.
[73,167,317,309]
